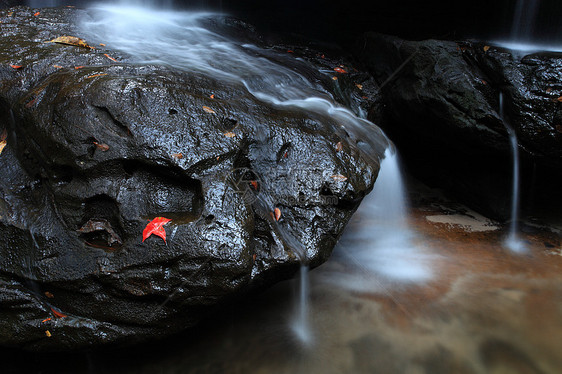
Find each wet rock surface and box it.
[357,33,562,218]
[2,179,561,374]
[0,7,382,350]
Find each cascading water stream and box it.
[325,148,432,292]
[499,93,526,252]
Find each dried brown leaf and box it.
[49,36,92,49]
[85,73,108,79]
[274,208,281,221]
[93,141,109,151]
[331,174,348,182]
[104,53,118,62]
[202,106,216,114]
[224,132,236,138]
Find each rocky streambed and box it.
[0,4,561,353]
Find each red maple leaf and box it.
[143,217,172,243]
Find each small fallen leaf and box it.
[557,96,562,102]
[334,67,347,73]
[0,130,7,156]
[42,318,51,323]
[210,94,215,99]
[34,12,40,16]
[10,64,22,69]
[99,43,106,46]
[143,217,172,243]
[216,156,220,161]
[224,132,236,138]
[283,151,288,158]
[50,307,67,319]
[336,141,343,152]
[361,96,368,99]
[104,53,118,62]
[332,76,338,81]
[321,54,325,59]
[202,106,216,114]
[53,64,63,69]
[331,174,348,182]
[252,253,257,261]
[250,180,258,190]
[74,66,84,69]
[274,208,281,221]
[287,50,294,53]
[44,291,54,299]
[481,79,487,85]
[172,153,183,159]
[483,45,490,52]
[355,83,363,90]
[45,330,52,338]
[85,73,107,79]
[93,141,109,151]
[48,36,92,49]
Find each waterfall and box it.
[499,93,526,252]
[510,0,539,42]
[290,265,311,345]
[495,0,562,54]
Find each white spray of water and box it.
[327,148,433,292]
[499,93,526,252]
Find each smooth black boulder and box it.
[0,7,383,350]
[358,33,562,218]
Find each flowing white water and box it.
[510,0,539,42]
[499,93,526,252]
[80,3,388,157]
[291,265,311,345]
[325,148,433,292]
[494,0,562,54]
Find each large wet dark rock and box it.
[0,7,383,350]
[357,33,562,218]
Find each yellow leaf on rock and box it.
[0,130,6,155]
[483,45,490,52]
[45,330,52,337]
[224,132,236,138]
[48,36,93,49]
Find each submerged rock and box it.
[0,7,384,350]
[358,33,562,218]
